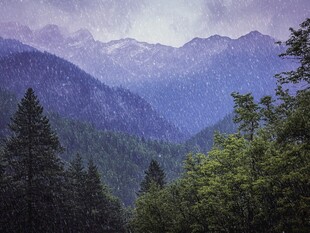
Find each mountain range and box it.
[0,38,185,141]
[0,22,294,134]
[0,22,293,205]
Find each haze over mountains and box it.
[0,1,308,228]
[0,21,299,207]
[0,22,293,134]
[0,38,185,142]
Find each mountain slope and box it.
[0,23,294,134]
[0,37,35,58]
[136,32,291,133]
[185,113,237,153]
[0,88,186,205]
[0,90,238,206]
[0,43,185,141]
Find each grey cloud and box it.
[198,0,310,40]
[0,0,309,46]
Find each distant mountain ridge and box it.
[0,22,294,134]
[0,37,36,58]
[185,113,237,153]
[0,38,186,141]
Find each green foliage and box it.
[132,118,309,232]
[0,88,187,206]
[139,159,166,195]
[131,185,172,233]
[0,89,126,232]
[231,92,260,140]
[184,136,259,232]
[1,88,66,233]
[277,90,310,145]
[277,18,310,87]
[185,113,237,153]
[131,18,310,233]
[275,18,310,118]
[259,95,277,125]
[84,159,125,233]
[65,154,87,232]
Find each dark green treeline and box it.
[0,88,125,233]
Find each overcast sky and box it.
[0,0,309,46]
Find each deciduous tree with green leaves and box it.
[131,18,310,233]
[231,92,260,140]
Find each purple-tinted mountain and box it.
[135,32,293,133]
[0,23,293,133]
[0,22,33,41]
[0,39,185,141]
[0,37,35,58]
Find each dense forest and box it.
[0,88,125,232]
[0,88,188,206]
[0,18,309,233]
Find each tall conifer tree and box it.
[3,88,65,233]
[139,159,166,195]
[84,158,125,233]
[66,153,87,232]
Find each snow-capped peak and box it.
[66,29,94,47]
[103,38,151,54]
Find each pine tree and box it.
[0,149,13,231]
[2,88,65,233]
[139,159,166,195]
[66,153,87,232]
[85,158,125,233]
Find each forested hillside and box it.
[0,44,186,142]
[130,18,310,233]
[0,88,187,205]
[0,87,238,206]
[0,88,126,232]
[185,113,237,153]
[0,7,309,232]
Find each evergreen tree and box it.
[0,149,13,231]
[2,88,66,233]
[85,158,125,233]
[66,153,87,232]
[139,159,166,195]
